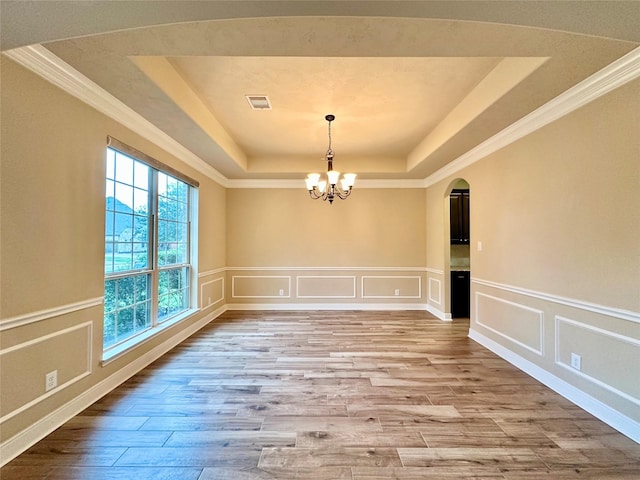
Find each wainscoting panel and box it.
[428,277,442,305]
[200,277,225,309]
[555,315,640,406]
[361,276,421,299]
[475,292,544,355]
[231,276,291,299]
[470,278,640,440]
[0,322,93,423]
[297,276,356,299]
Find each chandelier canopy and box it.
[305,114,356,204]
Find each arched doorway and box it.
[446,179,470,319]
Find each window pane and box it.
[133,188,148,214]
[135,301,151,330]
[106,179,115,199]
[158,267,189,322]
[133,215,148,242]
[114,152,133,184]
[106,149,115,180]
[167,176,178,199]
[133,161,149,190]
[114,183,134,211]
[104,312,116,347]
[117,307,135,341]
[103,273,151,348]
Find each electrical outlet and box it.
[477,241,483,251]
[570,352,582,371]
[394,289,400,296]
[45,370,58,391]
[279,289,284,296]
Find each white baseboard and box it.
[226,303,428,311]
[425,303,452,321]
[0,305,227,467]
[468,328,640,444]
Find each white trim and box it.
[0,305,227,467]
[226,303,428,311]
[555,316,640,407]
[425,303,452,322]
[226,179,426,189]
[4,44,640,191]
[0,297,103,331]
[424,46,640,187]
[475,291,544,356]
[361,275,422,299]
[469,328,640,444]
[472,277,640,324]
[428,277,442,305]
[0,322,93,424]
[426,267,444,275]
[231,275,291,299]
[3,45,228,187]
[296,276,357,299]
[101,308,200,364]
[200,277,225,309]
[227,266,428,272]
[197,268,225,278]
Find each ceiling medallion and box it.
[305,114,356,204]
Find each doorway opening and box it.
[448,179,470,319]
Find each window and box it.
[104,138,198,354]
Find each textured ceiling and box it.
[2,1,638,181]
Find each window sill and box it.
[101,308,200,366]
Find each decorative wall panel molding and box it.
[428,277,442,305]
[469,328,640,444]
[0,306,226,467]
[473,278,639,324]
[226,303,428,311]
[0,322,93,423]
[227,266,428,271]
[0,297,103,331]
[297,276,357,299]
[555,316,640,406]
[475,292,544,356]
[361,276,421,299]
[231,275,291,299]
[197,268,226,278]
[200,277,225,309]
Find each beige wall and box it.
[225,188,427,306]
[426,79,640,423]
[226,188,426,267]
[0,57,226,444]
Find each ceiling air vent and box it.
[245,95,271,110]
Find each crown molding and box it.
[225,178,426,189]
[424,45,640,187]
[5,44,639,190]
[3,45,230,187]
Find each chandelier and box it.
[305,114,356,204]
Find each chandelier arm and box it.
[308,188,324,200]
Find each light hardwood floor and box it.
[2,310,639,479]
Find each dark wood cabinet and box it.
[451,270,470,318]
[450,189,470,244]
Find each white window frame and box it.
[103,138,199,363]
